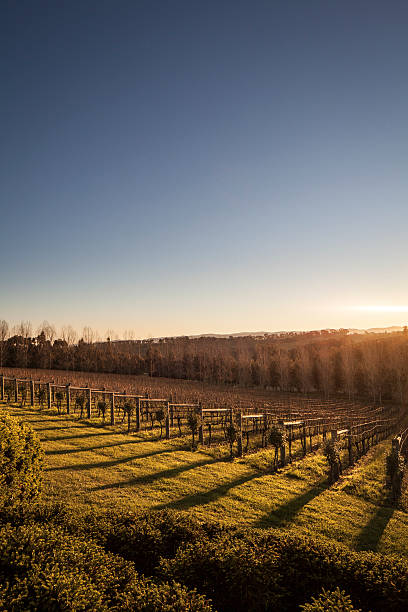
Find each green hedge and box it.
[0,523,213,611]
[160,530,408,612]
[301,587,361,611]
[79,509,230,575]
[2,502,408,611]
[5,505,230,576]
[0,414,43,509]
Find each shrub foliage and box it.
[301,587,362,612]
[0,414,43,509]
[0,523,212,611]
[1,409,407,611]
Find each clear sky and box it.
[1,0,408,338]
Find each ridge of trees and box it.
[1,320,408,403]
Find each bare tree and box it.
[14,321,32,367]
[61,325,78,346]
[298,346,312,393]
[0,320,9,367]
[106,329,115,342]
[362,339,387,404]
[277,348,289,391]
[343,339,355,400]
[123,329,135,341]
[390,339,408,404]
[61,325,78,370]
[82,326,95,344]
[14,320,32,339]
[319,345,332,399]
[37,320,56,343]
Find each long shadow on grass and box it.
[35,425,87,432]
[20,410,121,432]
[20,418,71,424]
[355,506,394,552]
[46,447,188,471]
[253,481,328,529]
[154,471,262,511]
[45,439,161,456]
[90,457,227,491]
[44,431,125,442]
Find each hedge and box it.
[0,522,213,611]
[301,587,362,611]
[1,500,407,611]
[160,530,408,612]
[0,414,43,509]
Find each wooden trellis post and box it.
[280,443,286,466]
[263,412,268,448]
[144,393,149,426]
[110,393,115,425]
[237,411,243,457]
[165,400,170,439]
[288,425,292,461]
[47,382,51,410]
[198,402,204,444]
[302,423,307,456]
[66,384,70,414]
[0,374,4,401]
[87,387,92,418]
[392,436,401,453]
[14,378,18,403]
[30,380,34,406]
[135,397,140,431]
[127,406,131,434]
[348,432,353,466]
[207,422,212,446]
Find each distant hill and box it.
[190,331,270,338]
[189,325,405,339]
[111,325,406,343]
[348,326,404,335]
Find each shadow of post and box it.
[154,471,263,511]
[90,456,230,491]
[46,447,188,472]
[355,506,394,552]
[253,481,328,529]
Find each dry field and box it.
[1,366,294,408]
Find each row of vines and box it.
[1,370,403,466]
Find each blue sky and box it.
[1,1,408,338]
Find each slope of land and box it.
[2,401,408,557]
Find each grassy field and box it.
[2,400,408,557]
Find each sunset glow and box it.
[351,306,408,313]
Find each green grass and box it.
[2,401,408,557]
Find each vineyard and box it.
[2,368,408,611]
[0,367,403,470]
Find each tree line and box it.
[1,319,408,403]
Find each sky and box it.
[1,0,408,339]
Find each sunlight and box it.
[351,305,408,312]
